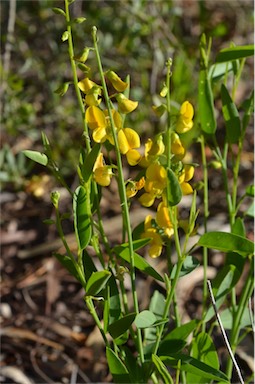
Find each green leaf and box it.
[198,69,216,134]
[220,306,252,330]
[232,217,246,237]
[162,353,229,382]
[209,62,231,82]
[198,231,254,256]
[245,201,254,217]
[215,45,254,63]
[167,168,182,206]
[73,186,91,250]
[108,313,136,339]
[79,144,101,183]
[163,319,198,342]
[152,355,174,384]
[171,255,199,278]
[82,249,97,283]
[221,84,241,143]
[242,91,254,130]
[205,265,239,322]
[52,7,66,16]
[115,247,163,282]
[106,347,131,383]
[144,290,166,345]
[121,346,145,383]
[54,253,82,284]
[106,273,121,326]
[186,332,219,383]
[135,310,157,329]
[246,185,255,197]
[85,270,111,296]
[22,150,48,166]
[159,339,186,355]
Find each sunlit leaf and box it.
[215,45,254,63]
[198,232,254,256]
[86,270,111,296]
[22,150,48,166]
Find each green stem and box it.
[55,207,86,287]
[86,297,110,347]
[64,0,90,152]
[91,26,144,363]
[200,135,209,332]
[165,58,172,171]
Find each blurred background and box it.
[1,0,254,383]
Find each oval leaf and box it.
[198,69,216,134]
[22,150,48,166]
[108,313,136,339]
[86,270,111,296]
[167,168,182,206]
[216,45,254,63]
[73,186,91,250]
[198,232,254,256]
[135,310,157,329]
[221,84,241,143]
[106,347,131,383]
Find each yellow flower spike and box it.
[106,70,128,92]
[176,101,194,134]
[85,106,106,130]
[171,132,186,157]
[115,93,138,114]
[78,77,98,93]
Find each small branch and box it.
[207,280,244,384]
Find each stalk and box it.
[91,26,144,363]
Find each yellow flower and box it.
[171,132,186,158]
[140,135,165,167]
[93,153,112,187]
[106,70,128,92]
[118,128,141,165]
[141,215,163,258]
[126,177,145,198]
[85,86,102,106]
[139,163,167,207]
[115,93,138,114]
[179,164,194,195]
[104,109,123,131]
[85,106,112,143]
[176,101,194,134]
[156,202,174,238]
[78,77,98,93]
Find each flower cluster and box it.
[79,67,194,258]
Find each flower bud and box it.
[105,70,128,92]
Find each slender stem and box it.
[64,0,90,152]
[91,26,144,363]
[200,135,209,332]
[165,58,172,171]
[86,297,110,348]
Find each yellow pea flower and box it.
[176,101,194,134]
[141,215,163,258]
[115,93,138,114]
[104,109,123,131]
[179,164,195,195]
[85,86,102,106]
[106,70,128,92]
[86,106,113,143]
[86,106,106,130]
[118,128,141,165]
[93,153,112,187]
[171,132,186,158]
[146,163,167,191]
[78,77,98,93]
[140,135,165,167]
[156,202,174,238]
[126,177,145,198]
